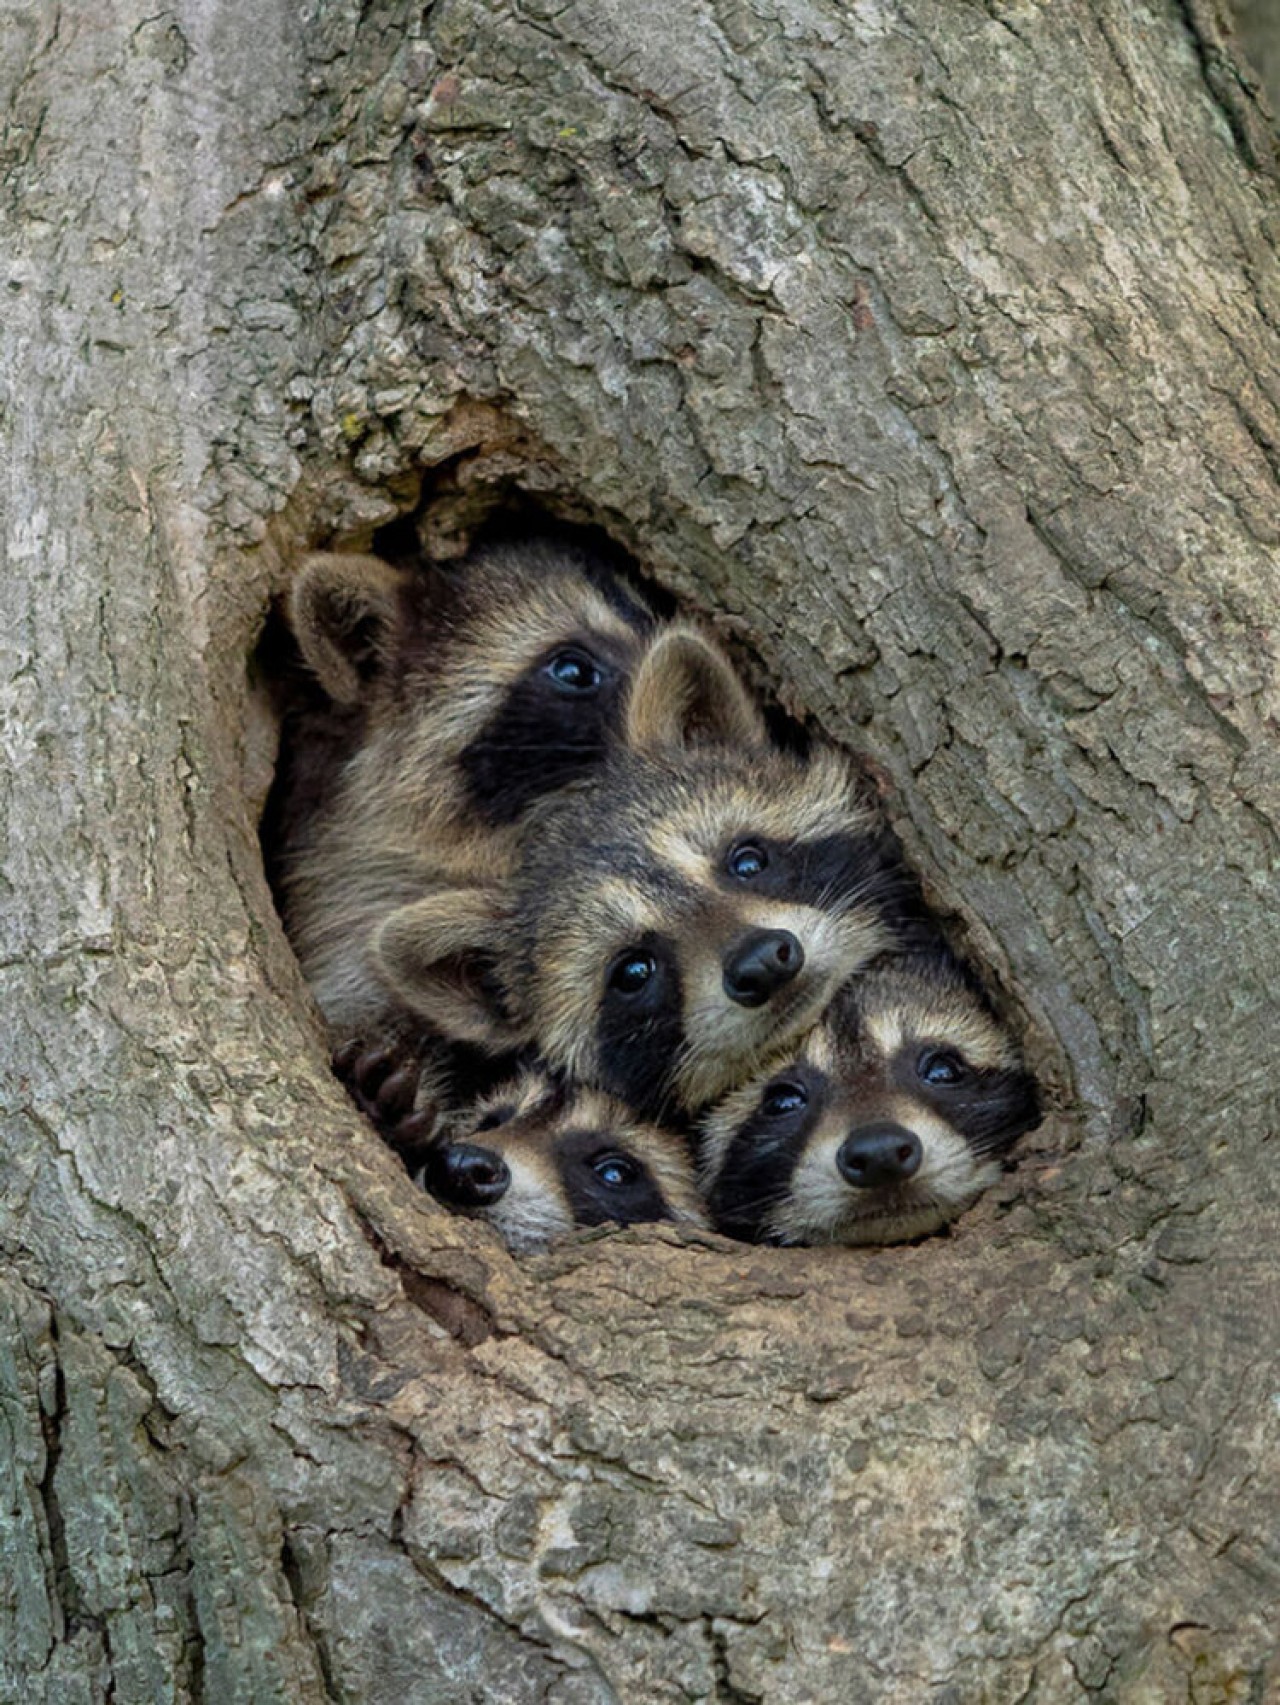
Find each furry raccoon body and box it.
[272,537,656,1047]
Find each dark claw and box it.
[333,1039,398,1113]
[385,1108,441,1175]
[330,1034,444,1175]
[388,1109,436,1151]
[351,1044,399,1097]
[375,1065,418,1122]
[331,1038,363,1077]
[331,1034,442,1168]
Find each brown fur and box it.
[273,538,656,1050]
[372,888,521,1050]
[622,622,766,752]
[287,552,404,707]
[418,1070,707,1252]
[698,947,1041,1245]
[373,629,922,1117]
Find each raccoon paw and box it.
[332,1038,442,1159]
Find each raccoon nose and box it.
[837,1124,923,1189]
[722,929,805,1007]
[424,1142,511,1208]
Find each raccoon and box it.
[374,625,923,1118]
[270,534,656,1055]
[698,947,1041,1245]
[418,1070,707,1252]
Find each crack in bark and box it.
[1175,0,1279,176]
[33,1315,91,1650]
[708,1615,764,1704]
[392,1492,624,1703]
[349,1198,498,1346]
[1021,502,1269,801]
[279,1533,340,1705]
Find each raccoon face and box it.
[439,569,654,826]
[699,949,1041,1245]
[291,539,657,834]
[417,1072,706,1252]
[279,539,657,1036]
[368,619,787,1073]
[514,742,913,1116]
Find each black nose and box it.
[837,1124,923,1189]
[423,1142,511,1208]
[722,929,805,1007]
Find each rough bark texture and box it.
[2,1,1278,1700]
[1232,0,1280,114]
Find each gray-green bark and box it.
[2,1,1278,1699]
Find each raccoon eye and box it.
[918,1049,969,1087]
[726,841,769,880]
[761,1080,808,1117]
[608,952,657,995]
[474,1104,516,1132]
[592,1152,640,1188]
[544,647,602,695]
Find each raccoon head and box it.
[366,620,772,1057]
[289,539,657,828]
[417,1070,706,1252]
[500,627,919,1115]
[369,624,916,1110]
[281,540,657,1035]
[699,947,1042,1245]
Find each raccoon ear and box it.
[289,553,405,706]
[624,624,766,753]
[372,890,526,1053]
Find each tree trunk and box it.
[2,1,1278,1699]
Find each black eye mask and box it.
[595,933,686,1121]
[555,1129,673,1227]
[892,1048,1041,1155]
[704,1069,822,1242]
[459,638,628,824]
[716,830,905,913]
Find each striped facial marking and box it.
[421,1073,705,1251]
[699,955,1040,1245]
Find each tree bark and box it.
[2,1,1278,1700]
[1230,0,1280,118]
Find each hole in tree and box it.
[254,466,1048,1252]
